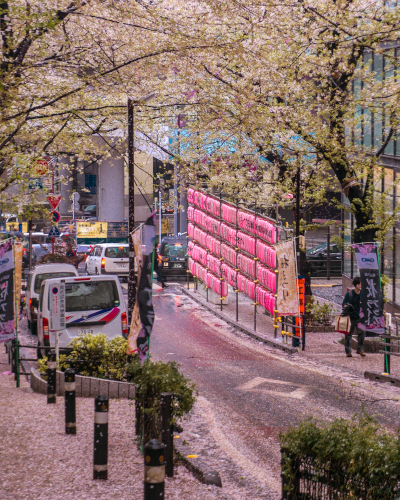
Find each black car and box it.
[159,236,188,277]
[306,242,342,277]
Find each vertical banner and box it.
[0,240,15,341]
[14,241,23,326]
[127,215,156,362]
[276,239,299,316]
[352,243,385,334]
[127,227,142,357]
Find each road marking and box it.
[235,377,310,400]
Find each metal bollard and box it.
[93,394,109,480]
[160,392,174,477]
[47,350,57,404]
[144,439,165,500]
[64,368,76,434]
[135,392,141,436]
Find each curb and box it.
[30,368,136,399]
[364,371,400,387]
[180,287,297,355]
[174,436,222,487]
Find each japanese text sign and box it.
[50,282,66,331]
[352,243,385,334]
[276,240,299,316]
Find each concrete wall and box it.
[124,150,154,224]
[98,155,125,222]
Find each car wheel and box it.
[31,322,37,336]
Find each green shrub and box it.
[306,296,334,325]
[126,356,197,445]
[38,334,129,381]
[280,411,400,499]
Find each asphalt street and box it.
[149,285,400,496]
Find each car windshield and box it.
[161,242,187,257]
[77,245,90,253]
[105,247,128,258]
[307,243,327,255]
[65,281,119,311]
[34,245,51,259]
[34,272,76,293]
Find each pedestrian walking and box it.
[65,243,78,267]
[342,276,366,357]
[154,246,167,288]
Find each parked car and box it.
[306,242,342,277]
[85,243,129,280]
[76,244,92,263]
[159,236,188,277]
[25,263,79,335]
[37,275,128,358]
[23,243,52,270]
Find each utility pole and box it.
[128,99,137,323]
[127,93,156,322]
[296,165,301,271]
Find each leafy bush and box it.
[38,334,129,381]
[126,356,197,445]
[306,296,334,325]
[280,412,400,499]
[37,242,76,265]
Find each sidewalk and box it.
[0,346,223,500]
[182,282,400,380]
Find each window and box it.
[95,247,102,257]
[343,210,352,276]
[395,172,400,208]
[65,281,119,312]
[384,168,394,213]
[34,272,76,294]
[39,284,45,312]
[161,242,188,257]
[105,247,129,258]
[383,229,394,302]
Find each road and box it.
[149,285,400,498]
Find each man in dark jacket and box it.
[342,276,365,357]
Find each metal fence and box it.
[281,449,400,500]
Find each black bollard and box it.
[47,350,57,404]
[160,392,174,478]
[135,394,141,436]
[93,394,109,480]
[64,368,76,435]
[144,439,165,500]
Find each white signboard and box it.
[50,282,66,331]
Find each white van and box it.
[37,275,128,357]
[85,243,129,279]
[25,264,78,334]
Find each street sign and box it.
[50,282,66,331]
[29,178,43,190]
[48,194,62,210]
[72,192,80,201]
[71,202,80,211]
[34,158,49,176]
[49,211,61,224]
[77,221,107,239]
[48,226,60,237]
